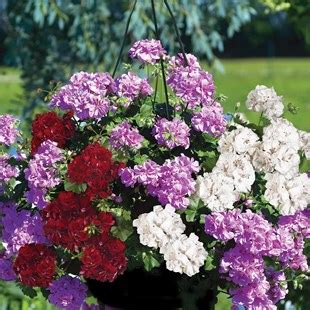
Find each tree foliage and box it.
[5,0,259,117]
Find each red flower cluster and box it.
[31,111,75,153]
[67,143,125,200]
[13,243,56,288]
[81,235,127,282]
[41,191,115,252]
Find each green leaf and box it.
[64,181,87,193]
[18,283,37,298]
[204,255,216,271]
[142,251,161,271]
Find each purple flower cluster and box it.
[109,121,144,150]
[48,275,87,310]
[0,154,19,183]
[50,71,115,120]
[152,118,190,149]
[0,202,47,257]
[120,154,199,209]
[0,257,16,280]
[169,53,200,69]
[116,72,153,103]
[128,39,166,64]
[205,209,293,309]
[0,115,19,146]
[24,140,64,209]
[167,62,215,110]
[191,102,227,137]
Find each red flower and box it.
[80,236,127,282]
[68,143,124,200]
[42,191,115,251]
[13,243,56,288]
[31,111,75,153]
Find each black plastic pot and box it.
[86,268,216,310]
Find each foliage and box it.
[3,0,260,119]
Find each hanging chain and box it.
[112,0,138,78]
[163,0,189,66]
[151,0,170,119]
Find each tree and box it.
[4,0,259,117]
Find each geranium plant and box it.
[0,38,309,309]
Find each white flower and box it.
[251,143,274,173]
[132,205,186,249]
[264,172,310,215]
[262,118,301,152]
[214,153,255,193]
[160,233,208,277]
[246,85,284,120]
[299,130,310,159]
[196,172,237,211]
[218,125,259,155]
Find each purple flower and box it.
[278,209,310,238]
[120,154,199,209]
[0,154,19,182]
[169,53,201,69]
[152,118,190,149]
[0,258,16,280]
[191,102,227,137]
[109,121,144,150]
[167,65,215,110]
[48,276,87,310]
[128,39,166,64]
[220,245,265,286]
[205,210,274,255]
[230,279,275,310]
[116,72,153,103]
[0,115,19,146]
[265,268,288,304]
[50,71,115,120]
[0,202,48,257]
[205,209,241,241]
[24,140,63,208]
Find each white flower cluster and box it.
[196,125,258,211]
[133,205,207,276]
[264,172,310,216]
[197,85,310,216]
[160,233,207,277]
[251,118,310,215]
[132,205,185,248]
[246,85,284,120]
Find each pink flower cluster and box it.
[50,71,116,120]
[48,275,88,310]
[191,102,227,137]
[109,121,144,150]
[0,202,47,258]
[120,155,199,209]
[115,72,153,103]
[24,140,64,209]
[152,118,190,149]
[167,56,215,110]
[205,209,309,309]
[0,115,19,146]
[128,39,166,64]
[0,154,19,183]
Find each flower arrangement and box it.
[0,39,309,310]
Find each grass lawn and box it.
[1,58,309,130]
[0,67,23,115]
[213,58,310,131]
